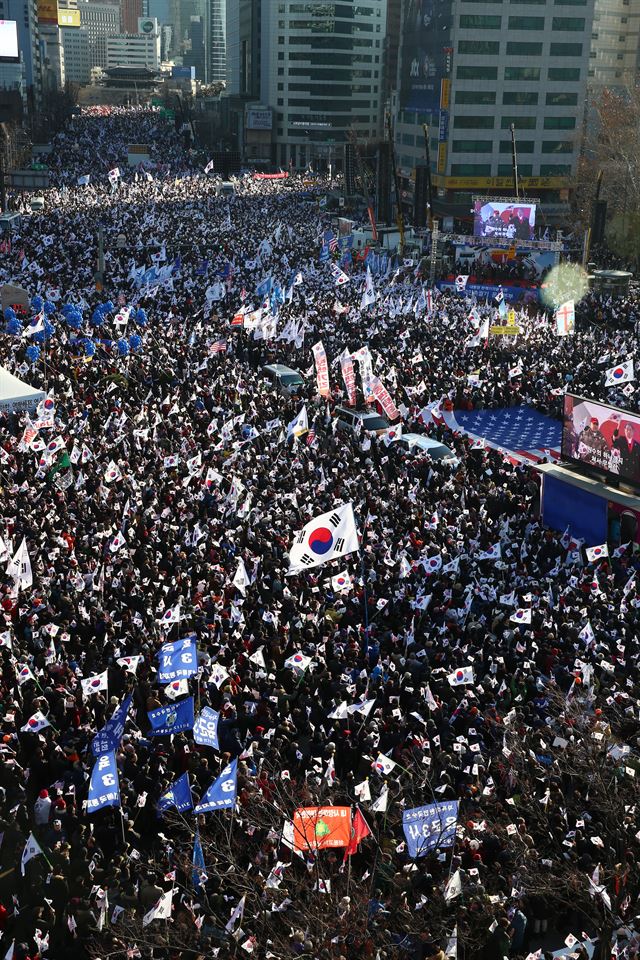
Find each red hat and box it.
[590,417,598,425]
[39,789,49,799]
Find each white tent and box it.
[0,367,45,412]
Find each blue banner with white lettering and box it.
[195,759,237,813]
[193,707,220,750]
[255,275,272,298]
[148,696,194,737]
[157,772,193,814]
[157,635,197,683]
[402,800,458,858]
[91,695,132,758]
[87,751,121,814]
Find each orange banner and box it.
[293,806,351,851]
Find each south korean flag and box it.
[288,502,359,574]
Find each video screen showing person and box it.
[473,202,536,241]
[562,394,640,485]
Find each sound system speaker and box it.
[344,143,357,196]
[592,199,607,245]
[376,141,392,225]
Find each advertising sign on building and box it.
[400,0,453,114]
[37,0,59,24]
[245,107,272,131]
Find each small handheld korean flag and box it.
[331,570,352,593]
[371,753,396,775]
[455,275,469,292]
[81,670,108,697]
[104,461,122,484]
[288,502,359,573]
[233,558,249,596]
[21,833,44,875]
[21,711,51,733]
[605,360,634,387]
[510,608,532,624]
[447,666,474,686]
[585,544,608,563]
[158,602,181,626]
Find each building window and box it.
[451,140,494,152]
[508,15,545,29]
[542,140,574,153]
[499,140,535,152]
[450,163,492,175]
[548,67,580,80]
[456,91,497,104]
[550,42,583,55]
[457,65,498,79]
[540,164,572,175]
[544,116,576,129]
[501,116,537,129]
[453,115,495,128]
[552,16,585,29]
[554,0,587,4]
[498,163,533,176]
[503,91,538,104]
[458,39,500,54]
[505,41,543,55]
[504,66,540,80]
[546,91,578,105]
[459,14,502,28]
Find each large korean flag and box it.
[288,503,359,574]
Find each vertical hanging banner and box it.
[339,349,357,406]
[312,341,331,398]
[370,375,401,422]
[352,346,374,402]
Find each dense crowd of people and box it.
[0,107,637,960]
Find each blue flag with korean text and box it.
[157,635,197,683]
[157,772,193,814]
[91,695,132,757]
[87,751,121,814]
[192,827,208,891]
[148,697,195,737]
[194,759,237,813]
[193,707,220,750]
[402,800,458,858]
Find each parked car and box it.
[334,406,390,435]
[394,433,459,466]
[262,363,304,396]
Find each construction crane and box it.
[421,123,434,230]
[385,112,405,257]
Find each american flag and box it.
[306,428,316,447]
[443,406,562,465]
[210,339,227,354]
[329,236,338,252]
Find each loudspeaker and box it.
[592,199,607,245]
[344,143,357,196]
[376,141,392,225]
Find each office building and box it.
[259,0,388,170]
[106,29,160,69]
[60,23,91,84]
[40,21,66,90]
[206,0,225,83]
[394,0,595,219]
[184,14,206,81]
[75,0,120,69]
[121,0,142,33]
[225,0,260,98]
[589,0,640,89]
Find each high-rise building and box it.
[121,0,142,33]
[206,0,225,84]
[74,0,120,69]
[225,0,260,99]
[589,0,640,90]
[259,0,388,170]
[106,29,160,68]
[60,24,91,84]
[394,0,595,219]
[184,15,205,81]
